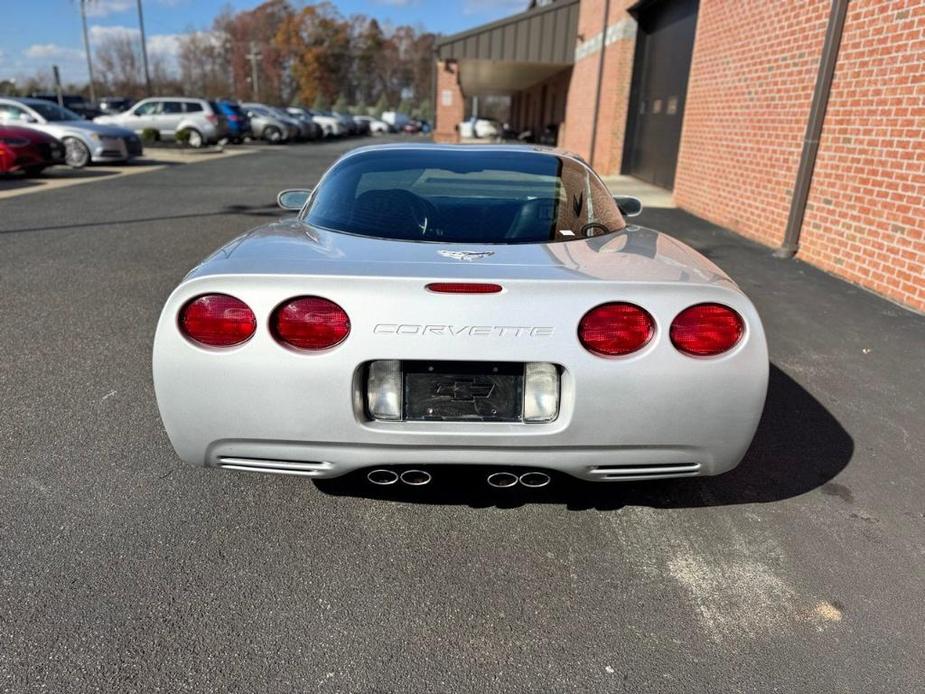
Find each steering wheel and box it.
[353,189,436,237]
[398,190,437,236]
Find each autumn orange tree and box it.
[275,3,351,107]
[151,0,439,113]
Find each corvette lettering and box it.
[374,324,554,337]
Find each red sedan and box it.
[0,125,65,176]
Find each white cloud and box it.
[147,33,182,59]
[88,24,139,43]
[83,0,135,18]
[8,25,219,85]
[10,44,87,84]
[23,44,85,61]
[88,25,183,60]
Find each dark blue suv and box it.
[215,101,251,143]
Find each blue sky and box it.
[0,0,527,85]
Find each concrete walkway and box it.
[602,174,676,208]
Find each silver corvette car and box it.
[153,145,768,488]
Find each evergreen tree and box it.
[397,97,414,115]
[373,93,390,118]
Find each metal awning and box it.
[436,0,579,96]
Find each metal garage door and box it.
[623,0,699,190]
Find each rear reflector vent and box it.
[426,282,502,294]
[217,457,332,477]
[589,463,701,479]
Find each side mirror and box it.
[21,114,37,123]
[277,188,312,211]
[614,195,643,218]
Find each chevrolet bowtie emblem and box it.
[433,380,494,401]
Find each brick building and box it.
[434,0,925,312]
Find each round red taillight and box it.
[670,303,744,356]
[271,296,350,350]
[578,302,655,356]
[178,294,256,347]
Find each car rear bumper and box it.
[205,440,729,482]
[153,274,769,483]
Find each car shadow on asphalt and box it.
[0,202,282,235]
[313,365,854,510]
[0,176,43,191]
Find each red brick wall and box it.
[434,60,464,144]
[562,0,637,168]
[673,0,830,249]
[513,68,572,139]
[799,0,925,311]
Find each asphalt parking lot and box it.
[1,136,923,693]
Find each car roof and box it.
[339,142,586,164]
[141,96,207,101]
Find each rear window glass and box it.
[184,102,203,113]
[305,149,624,244]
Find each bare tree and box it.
[177,31,232,98]
[95,32,142,97]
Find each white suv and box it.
[96,98,228,147]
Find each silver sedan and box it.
[153,144,768,490]
[0,97,142,168]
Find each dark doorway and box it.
[623,0,699,190]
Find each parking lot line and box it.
[0,147,255,202]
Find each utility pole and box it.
[52,66,64,107]
[79,0,96,103]
[136,0,152,95]
[246,41,261,101]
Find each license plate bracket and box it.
[402,361,524,422]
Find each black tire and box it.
[264,126,282,144]
[63,137,90,168]
[23,166,47,178]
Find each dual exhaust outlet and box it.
[367,468,432,486]
[366,468,550,489]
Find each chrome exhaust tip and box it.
[486,471,519,489]
[399,469,431,486]
[367,468,399,486]
[519,471,551,488]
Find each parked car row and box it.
[94,97,397,147]
[0,96,142,171]
[0,93,420,177]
